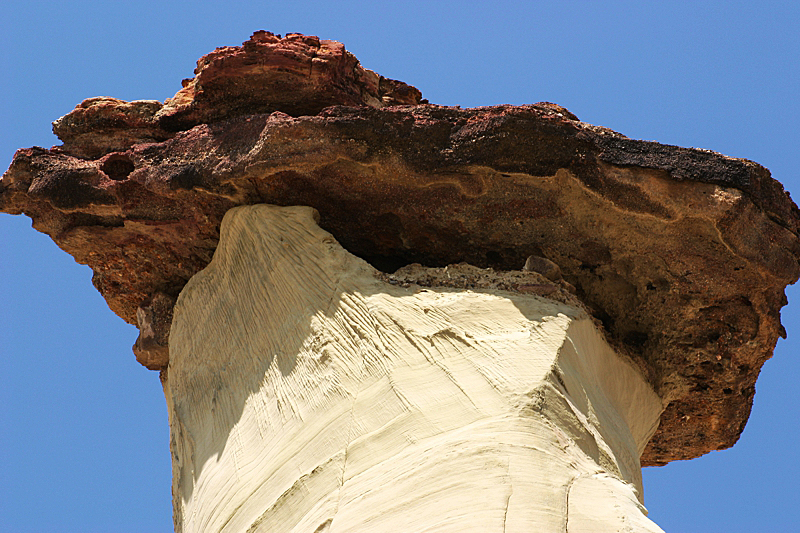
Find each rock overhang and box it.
[2,30,798,466]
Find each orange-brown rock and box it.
[154,30,422,132]
[2,31,799,467]
[52,98,171,160]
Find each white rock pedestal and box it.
[164,205,665,533]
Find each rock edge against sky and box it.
[2,31,799,466]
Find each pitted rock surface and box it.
[3,31,799,466]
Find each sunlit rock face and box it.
[166,204,664,532]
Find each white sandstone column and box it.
[164,204,665,533]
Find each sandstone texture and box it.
[2,31,799,468]
[167,204,664,532]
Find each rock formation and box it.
[3,31,799,532]
[167,204,664,532]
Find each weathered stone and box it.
[52,97,172,159]
[154,30,422,132]
[2,31,798,470]
[133,291,176,370]
[523,255,563,281]
[167,204,664,532]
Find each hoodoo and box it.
[3,31,799,532]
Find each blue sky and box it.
[2,1,798,531]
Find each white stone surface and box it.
[165,204,665,532]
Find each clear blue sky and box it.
[2,1,798,531]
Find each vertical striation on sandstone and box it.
[3,31,800,531]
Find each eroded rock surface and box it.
[133,291,176,370]
[167,204,664,532]
[2,31,798,467]
[47,31,422,159]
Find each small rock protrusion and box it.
[523,255,563,281]
[132,292,176,370]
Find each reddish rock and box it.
[52,98,171,159]
[2,31,799,466]
[155,31,422,131]
[132,291,176,370]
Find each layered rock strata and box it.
[3,31,800,532]
[167,204,664,532]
